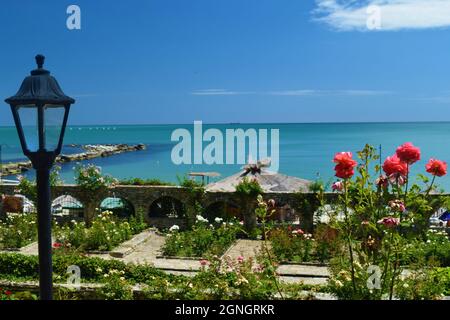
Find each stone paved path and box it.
[223,239,265,259]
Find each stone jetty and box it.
[1,143,146,177]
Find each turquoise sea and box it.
[1,122,450,190]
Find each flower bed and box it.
[268,224,343,264]
[0,251,321,300]
[53,210,146,252]
[0,287,14,300]
[161,216,243,258]
[0,213,37,250]
[402,229,450,267]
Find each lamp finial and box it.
[35,54,45,69]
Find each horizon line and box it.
[2,120,450,127]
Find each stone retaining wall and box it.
[6,184,441,232]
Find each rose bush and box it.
[0,213,37,249]
[162,215,243,257]
[74,164,117,193]
[325,143,449,299]
[53,210,133,251]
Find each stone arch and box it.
[204,201,242,221]
[100,197,135,219]
[148,196,186,219]
[52,195,84,219]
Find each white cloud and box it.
[313,0,450,31]
[268,90,318,96]
[336,89,392,96]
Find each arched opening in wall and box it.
[100,197,135,219]
[204,201,242,221]
[52,195,84,218]
[149,196,185,219]
[265,202,297,223]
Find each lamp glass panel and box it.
[17,105,39,152]
[44,105,65,151]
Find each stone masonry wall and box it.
[0,184,337,231]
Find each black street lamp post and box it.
[5,55,75,300]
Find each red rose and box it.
[333,152,355,165]
[333,152,357,179]
[334,164,355,179]
[395,142,421,165]
[426,158,447,177]
[382,154,408,176]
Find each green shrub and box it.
[53,210,133,251]
[395,268,448,300]
[0,252,169,284]
[97,269,134,300]
[0,213,37,249]
[162,216,242,257]
[118,178,174,186]
[235,177,263,197]
[402,230,450,267]
[74,164,117,192]
[269,226,314,263]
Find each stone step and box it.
[109,229,155,258]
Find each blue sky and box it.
[1,0,450,125]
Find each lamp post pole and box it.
[36,163,53,300]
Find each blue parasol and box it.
[439,211,450,221]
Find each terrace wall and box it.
[0,184,338,231]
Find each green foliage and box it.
[74,164,117,192]
[97,269,134,300]
[53,210,133,251]
[235,177,263,198]
[402,229,450,267]
[178,175,205,189]
[15,166,62,203]
[0,288,15,300]
[433,267,450,296]
[162,216,242,257]
[0,213,37,249]
[178,176,206,225]
[128,208,148,234]
[118,178,174,186]
[0,252,169,284]
[323,143,449,300]
[395,268,448,300]
[268,226,314,263]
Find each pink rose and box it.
[377,217,400,228]
[332,181,344,192]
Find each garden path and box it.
[223,239,265,260]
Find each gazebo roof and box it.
[205,159,311,193]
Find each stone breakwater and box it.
[1,143,146,177]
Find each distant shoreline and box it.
[0,144,146,177]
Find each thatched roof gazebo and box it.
[205,159,311,193]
